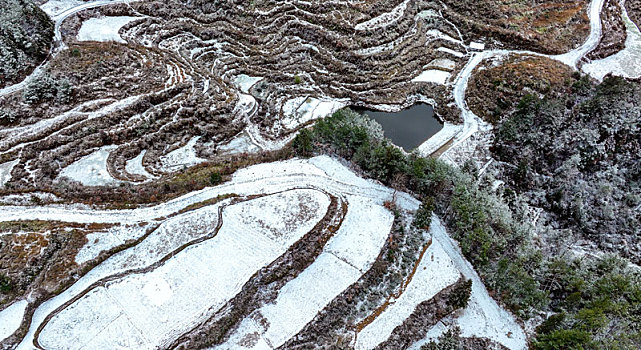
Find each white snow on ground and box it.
[125,150,156,180]
[0,192,62,206]
[470,42,486,50]
[324,197,394,272]
[233,75,264,93]
[217,132,261,155]
[40,0,84,17]
[19,200,231,350]
[437,47,466,58]
[438,50,498,163]
[38,190,330,350]
[0,160,18,187]
[74,223,151,264]
[280,97,346,130]
[76,16,140,43]
[159,137,208,172]
[411,69,452,84]
[355,0,410,31]
[58,145,122,186]
[417,123,462,157]
[583,0,641,80]
[409,216,528,350]
[416,9,439,19]
[0,157,414,225]
[217,255,361,350]
[0,300,27,342]
[355,239,461,350]
[215,196,394,349]
[5,156,525,349]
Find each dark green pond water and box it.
[354,103,443,151]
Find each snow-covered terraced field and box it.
[355,239,461,350]
[1,0,474,184]
[2,1,615,346]
[0,301,27,342]
[38,190,330,349]
[215,196,394,349]
[76,16,141,43]
[58,145,122,186]
[0,156,526,349]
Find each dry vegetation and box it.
[466,54,577,124]
[2,42,168,129]
[440,0,590,54]
[0,221,113,307]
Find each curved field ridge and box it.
[214,196,395,349]
[355,238,461,349]
[37,189,330,349]
[0,156,526,349]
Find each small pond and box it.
[353,103,443,152]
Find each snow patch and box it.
[40,0,84,17]
[470,42,486,50]
[233,75,264,93]
[77,16,141,43]
[0,159,18,187]
[280,97,346,130]
[159,137,207,172]
[125,150,156,180]
[58,145,122,186]
[411,69,451,84]
[217,132,261,155]
[0,300,27,342]
[437,47,466,58]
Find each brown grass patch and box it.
[466,54,578,124]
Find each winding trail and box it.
[437,0,606,160]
